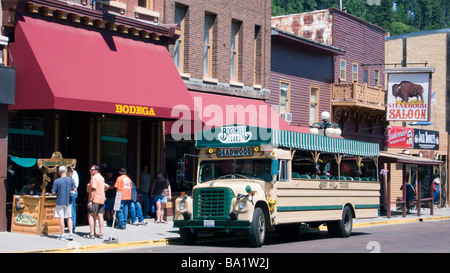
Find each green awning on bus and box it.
[271,129,379,157]
[195,125,379,157]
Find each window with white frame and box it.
[280,81,290,113]
[310,86,319,124]
[230,20,240,81]
[174,5,186,73]
[203,13,214,78]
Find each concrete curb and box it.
[18,215,450,253]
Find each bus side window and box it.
[279,160,289,182]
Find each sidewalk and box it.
[2,207,450,253]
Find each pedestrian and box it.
[151,171,171,223]
[129,180,148,225]
[20,181,37,195]
[85,165,109,239]
[433,176,441,205]
[67,165,79,232]
[103,170,116,227]
[51,166,77,241]
[401,182,416,213]
[140,165,151,218]
[114,168,133,229]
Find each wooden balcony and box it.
[332,82,386,111]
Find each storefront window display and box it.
[165,136,196,192]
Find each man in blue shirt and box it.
[51,166,77,241]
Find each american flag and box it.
[431,92,435,105]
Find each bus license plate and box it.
[204,220,215,227]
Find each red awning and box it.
[166,91,311,136]
[9,15,193,120]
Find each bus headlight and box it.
[238,201,245,210]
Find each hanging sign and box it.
[413,129,439,150]
[387,73,430,121]
[385,126,413,148]
[385,126,439,150]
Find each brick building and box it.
[161,0,276,192]
[163,0,271,98]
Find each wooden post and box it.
[417,170,421,217]
[430,175,434,215]
[402,165,406,217]
[387,163,391,219]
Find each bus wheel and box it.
[336,206,353,237]
[248,207,266,247]
[326,206,353,238]
[179,228,198,245]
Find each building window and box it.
[138,0,152,9]
[253,25,262,85]
[352,63,358,82]
[203,13,214,78]
[280,81,290,113]
[310,86,319,124]
[374,69,380,87]
[339,59,346,81]
[230,20,241,82]
[363,69,369,83]
[174,5,186,73]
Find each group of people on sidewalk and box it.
[51,165,171,241]
[400,175,441,214]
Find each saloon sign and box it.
[387,73,431,121]
[385,126,439,150]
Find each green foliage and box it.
[271,0,450,35]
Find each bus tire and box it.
[336,205,353,238]
[248,207,266,247]
[179,228,198,245]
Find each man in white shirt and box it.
[68,165,79,232]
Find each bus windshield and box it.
[199,159,272,183]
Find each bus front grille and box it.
[193,188,234,220]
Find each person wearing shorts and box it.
[52,166,77,241]
[151,171,171,223]
[86,165,109,239]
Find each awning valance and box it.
[271,129,379,157]
[9,15,193,120]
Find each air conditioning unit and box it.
[281,113,292,122]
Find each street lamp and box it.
[310,111,342,137]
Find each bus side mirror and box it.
[271,159,279,176]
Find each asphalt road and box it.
[108,219,450,254]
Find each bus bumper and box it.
[174,219,251,229]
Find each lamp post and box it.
[310,111,342,137]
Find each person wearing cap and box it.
[51,166,77,241]
[114,168,133,229]
[433,176,441,205]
